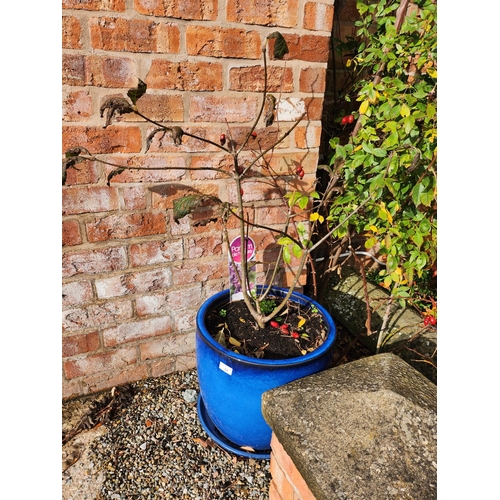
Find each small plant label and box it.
[218,361,233,376]
[229,236,256,301]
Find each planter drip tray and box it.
[197,397,271,460]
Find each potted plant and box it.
[63,32,364,458]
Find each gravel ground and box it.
[62,369,272,500]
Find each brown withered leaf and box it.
[100,97,134,128]
[264,94,276,127]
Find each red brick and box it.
[229,66,294,93]
[63,299,134,331]
[63,90,93,122]
[299,67,326,93]
[186,26,261,59]
[189,154,234,180]
[226,126,289,151]
[63,346,137,379]
[105,155,186,184]
[269,479,285,500]
[146,60,223,91]
[303,97,324,120]
[175,353,197,372]
[62,280,94,307]
[90,17,181,53]
[129,239,184,267]
[63,0,125,11]
[63,331,100,358]
[86,212,167,242]
[62,125,142,154]
[62,247,127,278]
[134,0,218,20]
[62,219,83,246]
[136,284,202,316]
[62,186,120,215]
[81,364,149,395]
[303,2,334,31]
[270,452,295,499]
[134,94,184,122]
[139,332,195,360]
[95,268,172,299]
[271,434,317,499]
[63,159,101,185]
[63,379,83,401]
[62,16,82,49]
[190,95,259,123]
[298,35,331,62]
[103,316,174,347]
[227,0,299,27]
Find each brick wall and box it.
[62,0,335,399]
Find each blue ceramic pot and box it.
[196,286,336,459]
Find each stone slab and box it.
[262,353,437,500]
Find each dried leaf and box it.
[100,97,133,128]
[229,337,241,347]
[127,79,147,105]
[264,94,276,127]
[297,317,306,328]
[169,126,184,146]
[107,167,125,185]
[240,445,255,452]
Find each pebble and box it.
[88,369,272,499]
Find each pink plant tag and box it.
[229,236,256,301]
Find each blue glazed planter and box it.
[196,287,336,459]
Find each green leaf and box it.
[173,194,220,222]
[127,80,147,105]
[292,244,303,259]
[283,245,291,264]
[267,32,289,59]
[278,236,294,246]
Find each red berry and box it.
[423,316,431,326]
[251,131,257,138]
[220,134,226,145]
[299,170,305,179]
[240,188,244,195]
[280,324,290,333]
[291,331,300,339]
[347,115,354,124]
[341,116,348,125]
[429,316,437,325]
[270,321,280,328]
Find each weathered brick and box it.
[62,16,82,49]
[63,55,137,88]
[147,126,220,154]
[62,186,120,215]
[172,260,227,286]
[63,0,125,11]
[63,346,137,379]
[81,364,149,394]
[63,300,134,331]
[150,357,176,378]
[189,154,233,180]
[190,95,259,123]
[103,316,173,347]
[303,2,334,31]
[86,212,168,242]
[134,94,184,122]
[62,280,94,307]
[139,332,195,360]
[63,219,83,246]
[63,331,100,358]
[95,268,173,299]
[146,60,223,91]
[229,66,294,93]
[105,155,186,183]
[129,239,184,267]
[63,90,93,122]
[121,186,148,210]
[299,66,326,93]
[136,284,201,316]
[62,126,142,154]
[90,17,181,53]
[175,353,197,372]
[63,378,83,401]
[270,452,295,499]
[294,123,322,149]
[304,97,324,120]
[227,0,299,27]
[134,0,218,21]
[62,247,128,278]
[187,234,223,259]
[271,34,330,62]
[186,26,261,59]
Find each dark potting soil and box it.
[205,298,328,360]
